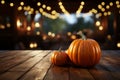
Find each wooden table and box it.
[0,50,119,80]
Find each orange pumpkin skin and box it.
[51,51,69,66]
[67,39,101,67]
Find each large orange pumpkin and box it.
[67,39,101,67]
[51,51,69,66]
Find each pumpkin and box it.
[51,50,69,66]
[67,38,101,67]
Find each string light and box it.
[58,1,70,15]
[1,0,5,4]
[37,2,41,6]
[27,26,31,31]
[106,5,110,9]
[117,42,120,48]
[46,6,51,11]
[20,2,24,6]
[36,31,40,35]
[10,3,14,7]
[96,21,101,26]
[99,26,103,31]
[108,11,111,15]
[42,4,46,8]
[104,12,107,16]
[76,1,85,17]
[18,6,22,11]
[0,0,119,19]
[116,1,119,5]
[98,5,102,9]
[101,2,105,6]
[109,2,113,6]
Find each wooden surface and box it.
[0,50,119,80]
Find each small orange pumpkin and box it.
[67,38,101,67]
[51,50,69,66]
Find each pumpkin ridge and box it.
[68,39,77,60]
[94,41,101,64]
[87,40,95,66]
[73,40,81,65]
[77,39,82,65]
[71,40,78,65]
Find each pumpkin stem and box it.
[77,31,86,40]
[58,46,62,52]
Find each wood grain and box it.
[0,50,119,80]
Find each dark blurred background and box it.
[0,0,120,50]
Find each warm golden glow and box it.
[26,6,30,11]
[46,6,51,11]
[29,42,38,48]
[39,8,43,12]
[106,5,110,9]
[101,2,105,6]
[0,25,5,29]
[104,12,107,16]
[20,2,24,6]
[117,42,120,48]
[107,35,111,40]
[71,35,76,40]
[58,1,70,15]
[18,6,22,11]
[99,13,102,17]
[36,31,40,35]
[116,1,119,5]
[35,22,40,28]
[109,2,113,6]
[91,9,97,14]
[17,19,22,28]
[67,32,72,36]
[117,5,120,8]
[23,6,27,10]
[27,26,31,31]
[101,8,105,12]
[37,2,41,6]
[98,5,102,9]
[1,0,5,4]
[51,33,55,37]
[6,23,11,28]
[81,1,85,5]
[96,21,101,26]
[58,2,62,5]
[99,26,103,31]
[34,43,38,48]
[30,43,34,48]
[108,11,111,15]
[42,4,46,8]
[48,32,52,36]
[10,3,14,7]
[51,10,56,14]
[43,35,47,40]
[35,10,39,14]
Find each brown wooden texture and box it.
[0,50,119,80]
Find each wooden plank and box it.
[44,65,69,80]
[0,50,38,74]
[88,52,120,80]
[88,64,117,80]
[69,67,94,80]
[19,51,52,80]
[9,50,49,71]
[0,50,31,63]
[0,71,24,80]
[0,50,18,58]
[0,50,50,80]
